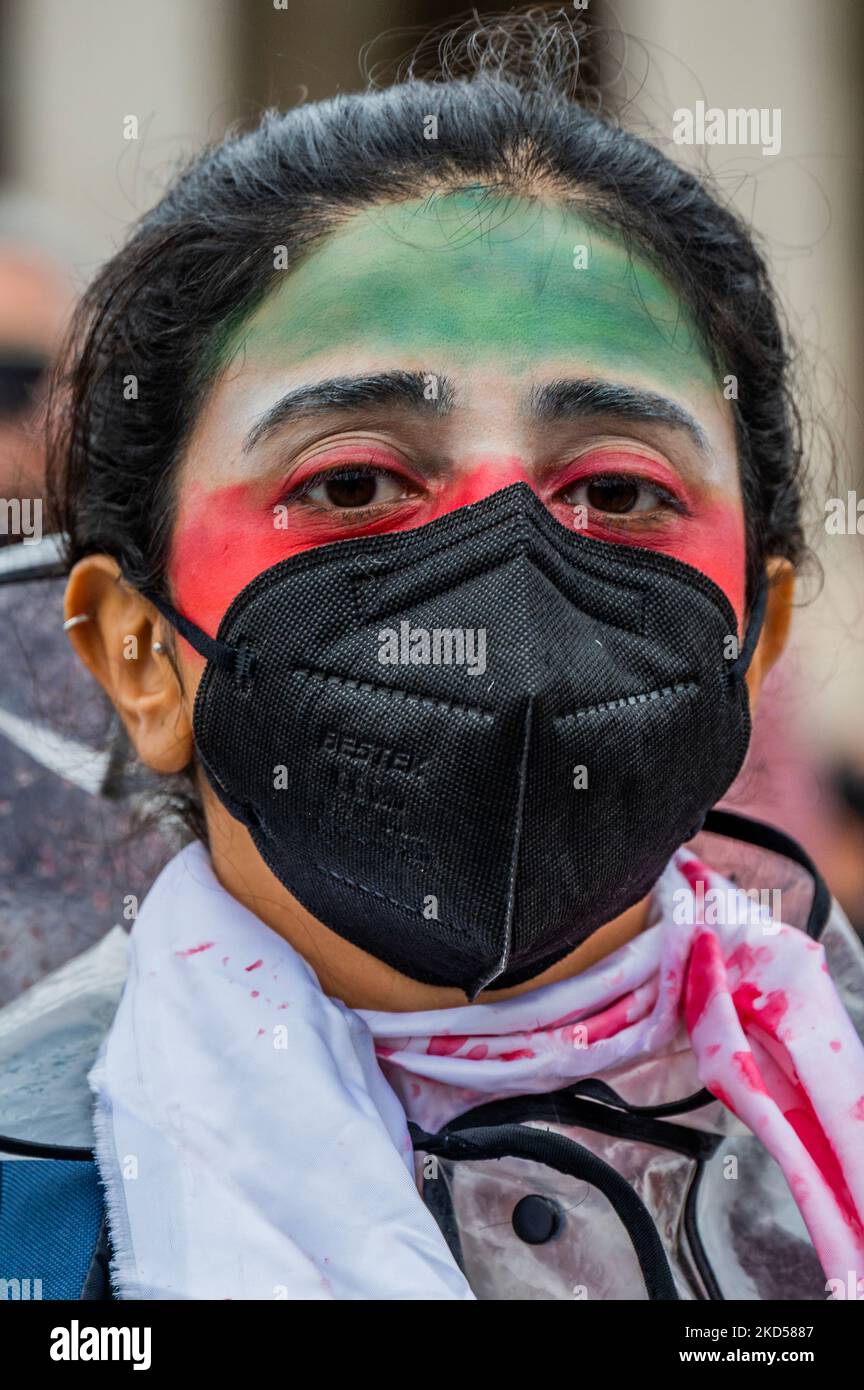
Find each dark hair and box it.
[46,7,811,829]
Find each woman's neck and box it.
[205,800,653,1012]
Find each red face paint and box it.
[169,447,746,660]
[549,448,746,623]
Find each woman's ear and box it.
[63,554,193,774]
[745,556,796,708]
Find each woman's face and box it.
[67,189,773,1007]
[170,191,746,676]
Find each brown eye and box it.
[323,472,379,507]
[302,466,408,510]
[585,478,640,513]
[563,474,667,517]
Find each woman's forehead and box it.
[221,192,718,392]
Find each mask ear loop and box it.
[138,587,252,681]
[728,572,770,682]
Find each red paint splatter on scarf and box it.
[785,1106,863,1236]
[544,1010,588,1031]
[500,1048,535,1062]
[427,1035,470,1056]
[245,960,263,972]
[732,1049,769,1095]
[679,857,714,897]
[583,993,639,1043]
[732,982,790,1040]
[684,930,726,1030]
[175,941,215,958]
[705,1081,737,1114]
[466,1044,489,1060]
[726,942,774,978]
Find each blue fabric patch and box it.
[0,1159,102,1300]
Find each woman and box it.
[4,14,864,1300]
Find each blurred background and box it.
[0,0,863,1000]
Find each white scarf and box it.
[90,843,472,1299]
[90,840,864,1299]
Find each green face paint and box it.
[218,191,718,392]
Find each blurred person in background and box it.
[0,192,76,523]
[0,195,170,1005]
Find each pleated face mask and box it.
[144,481,766,998]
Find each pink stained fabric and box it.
[359,848,864,1284]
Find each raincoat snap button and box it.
[512,1194,564,1245]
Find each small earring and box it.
[152,640,164,654]
[63,613,91,631]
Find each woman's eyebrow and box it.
[243,370,455,453]
[529,378,711,456]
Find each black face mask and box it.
[144,482,766,999]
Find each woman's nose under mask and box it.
[142,481,766,999]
